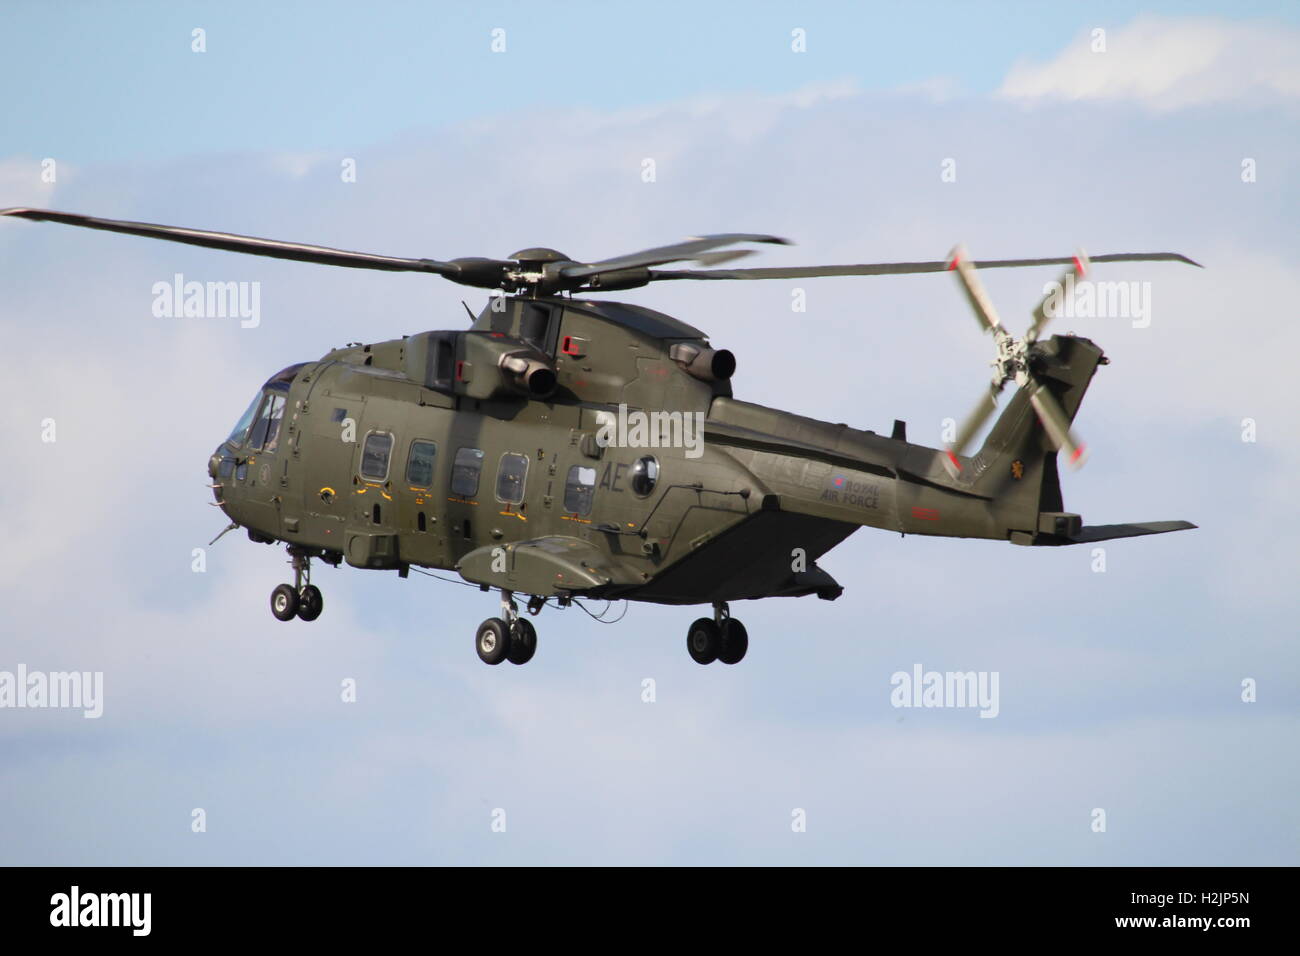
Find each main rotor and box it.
[0,207,1198,298]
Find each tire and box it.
[476,618,512,665]
[718,618,748,665]
[507,618,537,665]
[270,583,299,622]
[297,584,323,622]
[686,618,720,665]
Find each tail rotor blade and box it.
[947,244,1005,336]
[1027,249,1090,343]
[1029,382,1088,468]
[943,383,1001,476]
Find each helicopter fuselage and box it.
[208,295,1109,608]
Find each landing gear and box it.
[270,547,326,623]
[718,618,748,665]
[687,603,748,665]
[476,618,511,665]
[508,618,537,665]
[476,590,540,666]
[270,583,299,621]
[687,618,720,664]
[297,584,324,622]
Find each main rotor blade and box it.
[1027,250,1089,343]
[648,251,1201,281]
[1029,382,1088,469]
[0,207,464,277]
[943,382,1003,476]
[561,233,790,278]
[948,244,1005,335]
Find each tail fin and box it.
[971,334,1196,545]
[973,335,1100,540]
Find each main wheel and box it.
[686,618,721,665]
[297,584,323,622]
[270,583,299,622]
[718,618,748,665]
[476,618,512,665]
[507,618,537,665]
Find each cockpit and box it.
[224,363,306,453]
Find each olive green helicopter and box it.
[1,207,1199,666]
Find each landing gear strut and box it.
[270,547,325,622]
[476,590,539,666]
[687,602,748,665]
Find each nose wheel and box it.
[687,603,747,665]
[269,548,326,622]
[476,591,539,665]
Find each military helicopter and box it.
[1,207,1199,666]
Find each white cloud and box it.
[999,16,1300,109]
[0,156,62,212]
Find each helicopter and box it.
[1,207,1199,666]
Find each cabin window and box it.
[564,465,597,515]
[496,453,529,504]
[249,393,285,451]
[406,440,437,487]
[630,455,659,497]
[451,447,484,497]
[360,432,393,481]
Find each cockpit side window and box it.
[247,394,272,449]
[249,393,285,451]
[227,393,262,446]
[262,395,287,453]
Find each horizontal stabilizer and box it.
[1060,520,1197,545]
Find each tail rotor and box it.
[942,245,1090,478]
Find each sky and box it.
[1,2,1297,865]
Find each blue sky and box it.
[5,0,1299,163]
[1,2,1297,865]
